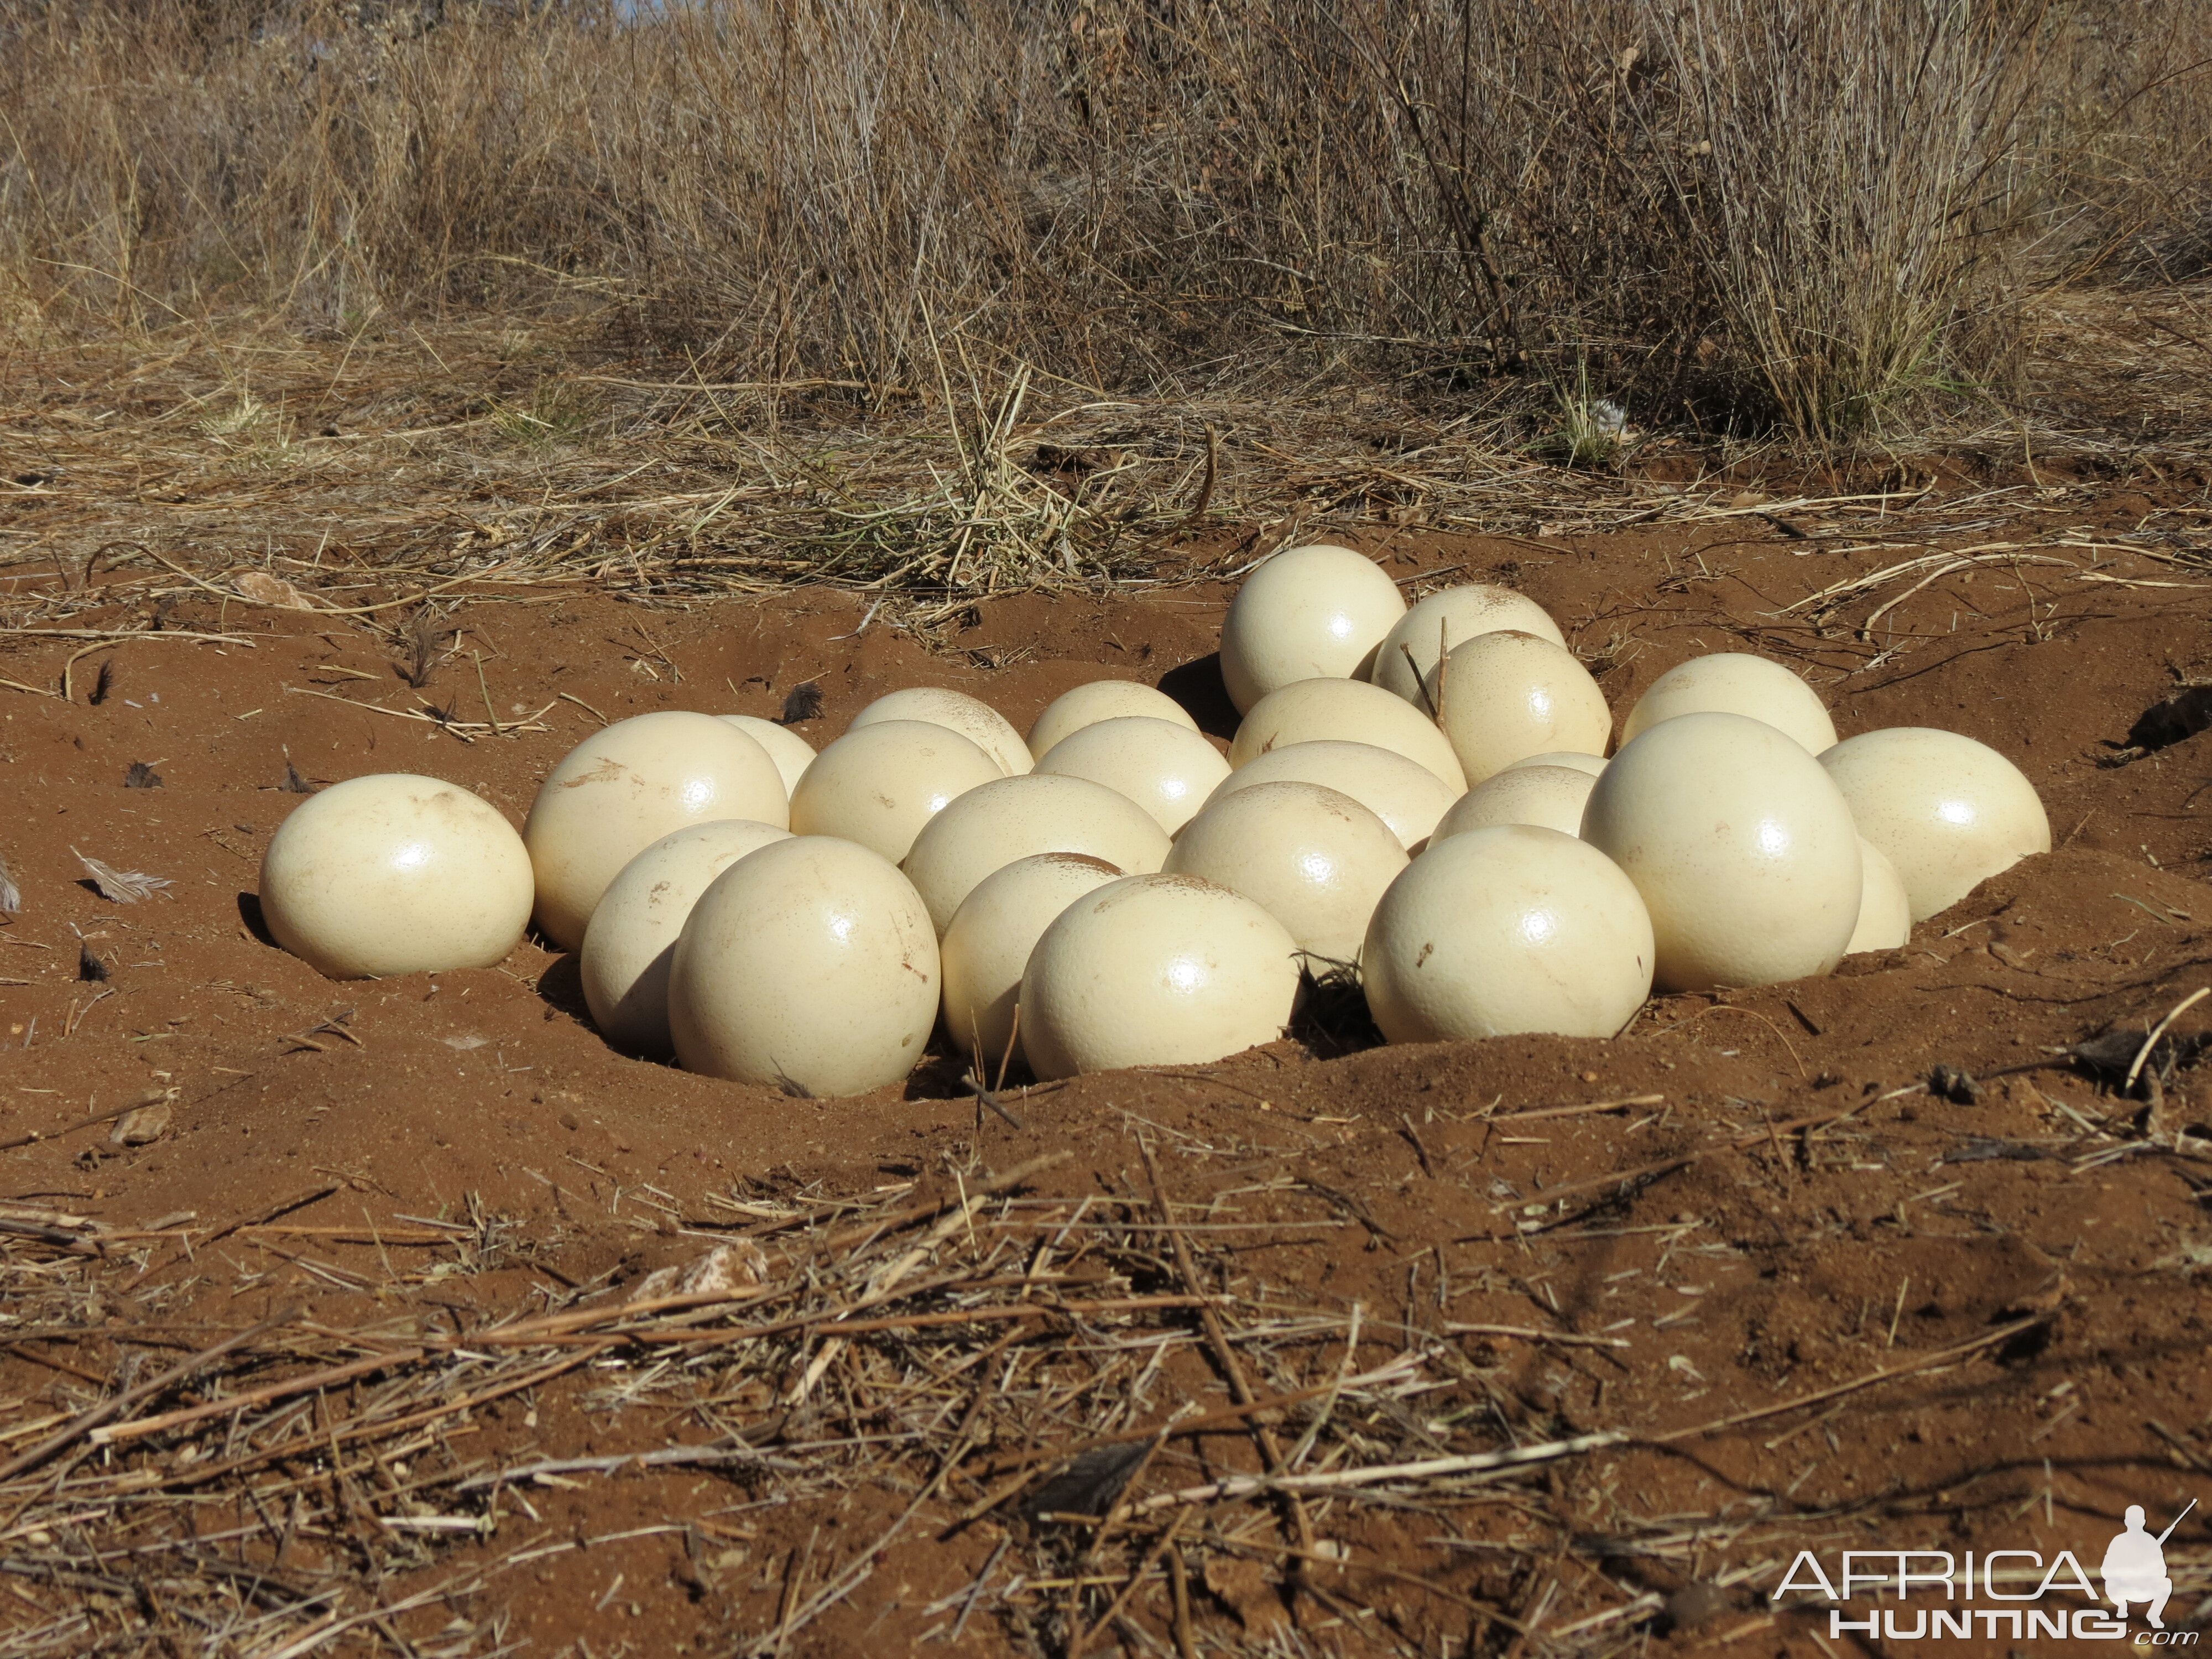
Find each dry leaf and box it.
[110,1100,173,1146]
[1021,1442,1150,1524]
[72,847,173,903]
[635,1241,771,1303]
[233,570,319,609]
[678,1240,769,1296]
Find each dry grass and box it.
[0,1107,2126,1658]
[0,1146,1579,1656]
[7,300,2205,659]
[12,1025,2205,1657]
[2,0,2209,452]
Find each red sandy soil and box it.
[3,493,2212,1657]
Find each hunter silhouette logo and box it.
[2105,1500,2194,1630]
[1772,1496,2201,1642]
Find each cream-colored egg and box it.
[901,773,1173,933]
[1219,544,1406,714]
[260,774,534,979]
[1164,781,1407,963]
[667,836,939,1096]
[1819,728,2051,921]
[941,852,1123,1073]
[1020,874,1302,1077]
[1581,712,1862,992]
[1432,764,1597,842]
[579,820,793,1055]
[1504,751,1608,778]
[523,712,789,952]
[1846,835,1913,953]
[1362,825,1654,1042]
[1435,631,1612,785]
[1204,740,1458,850]
[715,715,817,795]
[788,719,1003,864]
[1027,680,1198,760]
[1368,585,1566,709]
[1621,653,1838,755]
[1035,716,1233,836]
[1227,678,1466,790]
[850,686,1031,776]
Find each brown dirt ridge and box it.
[4,492,2212,1656]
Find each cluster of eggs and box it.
[255,544,2050,1096]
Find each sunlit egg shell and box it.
[940,852,1124,1074]
[1503,750,1608,778]
[579,819,793,1054]
[1164,780,1407,964]
[787,719,1003,864]
[1219,544,1406,714]
[1433,631,1611,786]
[1020,874,1302,1078]
[1368,584,1566,708]
[1845,835,1913,953]
[900,773,1172,934]
[523,711,787,952]
[714,715,817,795]
[1202,740,1459,851]
[1580,711,1862,992]
[1227,677,1465,790]
[1431,764,1597,842]
[1361,825,1654,1042]
[1819,727,2049,921]
[260,774,534,979]
[850,686,1032,776]
[1035,716,1233,836]
[1026,680,1198,760]
[1621,652,1838,755]
[667,836,939,1097]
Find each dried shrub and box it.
[0,0,2200,441]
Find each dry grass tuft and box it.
[2,0,2209,447]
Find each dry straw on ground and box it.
[0,1109,2147,1657]
[4,299,2207,664]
